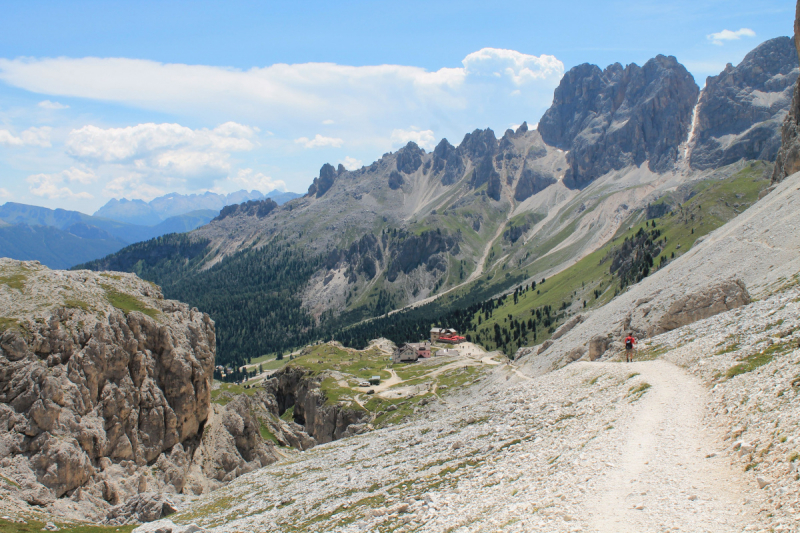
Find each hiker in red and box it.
[624,333,636,362]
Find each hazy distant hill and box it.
[0,203,219,268]
[94,189,301,226]
[0,223,127,269]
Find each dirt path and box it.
[585,360,757,532]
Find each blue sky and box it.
[0,0,794,214]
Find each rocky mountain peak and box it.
[458,128,498,160]
[306,163,338,198]
[539,55,698,188]
[396,141,424,174]
[691,36,799,170]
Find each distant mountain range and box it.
[0,189,301,269]
[94,190,301,226]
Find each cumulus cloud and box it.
[66,122,255,162]
[0,188,10,198]
[391,128,435,150]
[322,119,335,125]
[102,175,166,200]
[38,100,69,109]
[339,156,363,170]
[707,28,756,46]
[26,167,95,199]
[294,134,344,148]
[462,48,564,86]
[227,168,286,192]
[0,126,52,147]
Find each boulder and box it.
[657,279,751,333]
[106,492,178,526]
[587,336,611,361]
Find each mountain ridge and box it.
[77,38,798,368]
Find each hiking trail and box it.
[583,360,760,531]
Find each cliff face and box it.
[691,37,799,170]
[0,259,276,523]
[773,1,800,182]
[265,366,369,445]
[539,55,699,189]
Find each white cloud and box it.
[322,119,335,125]
[66,122,255,162]
[339,156,363,170]
[0,49,563,130]
[0,188,10,199]
[26,168,95,199]
[707,28,756,46]
[0,126,52,147]
[227,168,286,192]
[294,134,344,148]
[102,174,165,200]
[462,48,565,86]
[391,128,435,151]
[38,100,69,110]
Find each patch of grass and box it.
[259,422,278,444]
[0,474,20,488]
[281,405,295,422]
[0,271,28,291]
[789,452,799,463]
[0,519,135,533]
[63,299,91,312]
[0,317,22,332]
[725,341,794,379]
[626,372,640,380]
[587,375,602,385]
[628,382,651,400]
[102,285,159,319]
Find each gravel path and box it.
[586,360,755,532]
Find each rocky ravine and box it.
[0,259,279,524]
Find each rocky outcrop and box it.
[388,170,404,190]
[514,164,557,202]
[386,230,459,282]
[0,260,277,523]
[539,56,699,188]
[657,279,751,333]
[307,163,337,198]
[773,2,800,183]
[396,142,424,174]
[690,37,799,170]
[431,139,464,186]
[264,366,368,445]
[214,198,278,221]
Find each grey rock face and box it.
[307,163,338,198]
[774,3,800,182]
[691,37,799,170]
[431,139,464,186]
[396,142,424,174]
[514,164,557,202]
[388,170,404,190]
[539,56,699,188]
[0,260,280,522]
[458,128,498,160]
